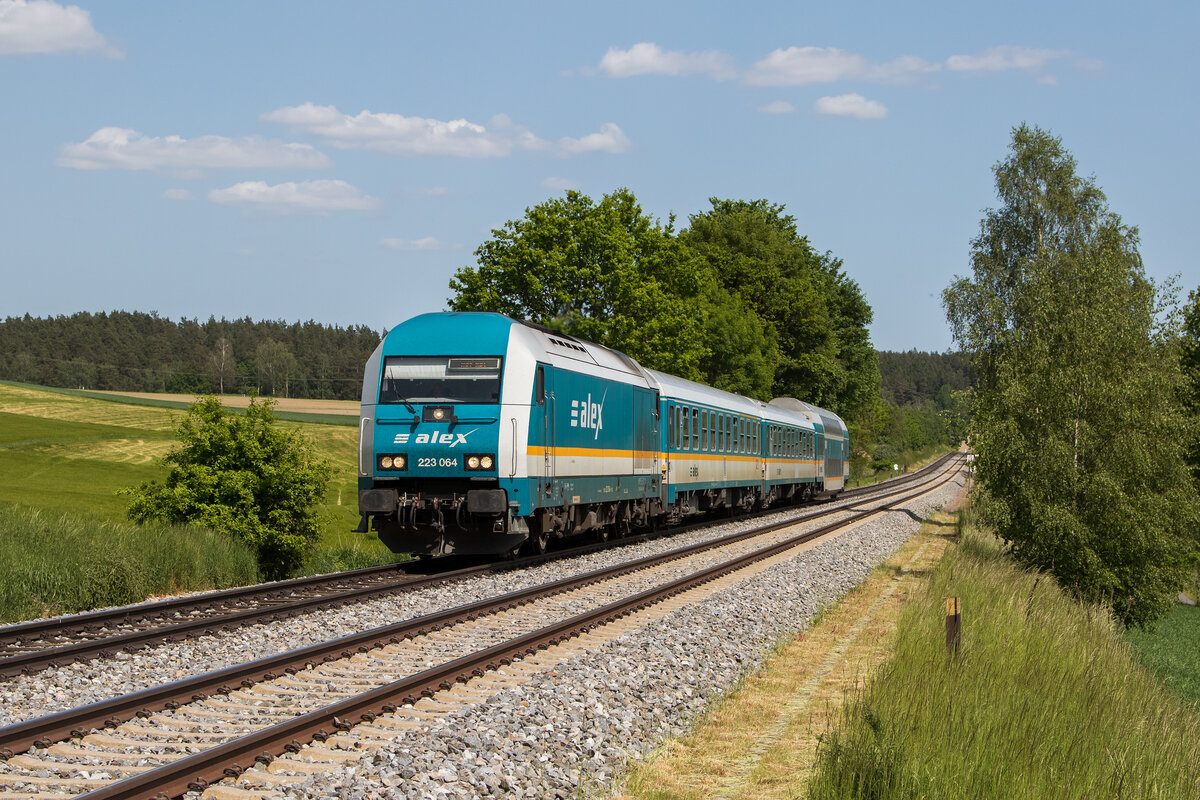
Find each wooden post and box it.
[945,597,962,657]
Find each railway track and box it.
[0,454,957,682]
[0,454,965,799]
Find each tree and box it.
[124,396,331,578]
[944,124,1200,627]
[681,199,878,418]
[449,189,711,379]
[208,336,234,394]
[255,339,298,397]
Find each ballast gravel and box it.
[257,477,963,800]
[3,472,964,800]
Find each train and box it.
[355,312,849,556]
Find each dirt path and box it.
[614,486,968,799]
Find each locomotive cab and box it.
[357,314,529,555]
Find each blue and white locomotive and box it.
[356,312,849,555]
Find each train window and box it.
[735,418,742,453]
[718,414,725,452]
[726,415,732,453]
[380,356,502,404]
[692,407,699,451]
[680,406,688,450]
[668,406,675,448]
[701,410,708,451]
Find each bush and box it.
[125,395,331,579]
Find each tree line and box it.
[0,311,379,400]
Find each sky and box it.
[1,1,1195,353]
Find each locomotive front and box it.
[356,313,531,555]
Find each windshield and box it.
[379,356,503,404]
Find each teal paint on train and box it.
[525,363,660,513]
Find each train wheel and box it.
[596,526,610,544]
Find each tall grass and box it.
[0,505,260,623]
[808,513,1200,799]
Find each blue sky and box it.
[1,1,1195,352]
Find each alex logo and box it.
[570,392,605,440]
[392,428,478,447]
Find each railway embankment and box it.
[617,501,1200,800]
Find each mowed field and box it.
[0,382,387,556]
[91,391,359,416]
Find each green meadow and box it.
[0,382,398,619]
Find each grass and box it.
[1125,602,1200,706]
[0,382,398,595]
[806,513,1200,799]
[0,505,261,623]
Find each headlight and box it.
[433,408,445,420]
[377,454,407,471]
[464,453,496,471]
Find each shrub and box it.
[125,395,331,579]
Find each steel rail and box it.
[77,459,965,800]
[0,455,963,760]
[0,452,958,680]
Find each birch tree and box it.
[944,124,1200,627]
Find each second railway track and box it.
[0,454,958,682]
[0,454,966,799]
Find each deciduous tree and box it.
[449,189,710,379]
[682,199,878,417]
[944,124,1200,626]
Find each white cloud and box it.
[0,0,118,56]
[758,100,796,114]
[262,103,628,157]
[209,180,379,213]
[746,46,936,85]
[814,94,888,120]
[542,176,582,191]
[380,237,453,251]
[946,46,1066,72]
[58,127,332,171]
[554,122,630,155]
[162,188,191,200]
[596,42,733,79]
